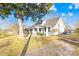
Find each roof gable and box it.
[43,16,60,27]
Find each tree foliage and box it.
[0,3,52,21]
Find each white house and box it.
[28,17,65,36]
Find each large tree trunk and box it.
[18,18,24,39]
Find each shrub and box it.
[37,32,44,36]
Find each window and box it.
[35,28,37,31]
[39,28,41,32]
[30,29,32,32]
[45,27,50,32]
[48,27,50,32]
[45,27,46,32]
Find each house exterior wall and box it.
[58,18,65,34]
[50,24,59,35]
[50,18,65,35]
[29,17,65,36]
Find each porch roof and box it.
[29,24,44,29]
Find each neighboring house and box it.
[28,17,65,36]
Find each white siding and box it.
[50,18,65,35]
[58,18,65,34]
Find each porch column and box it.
[37,28,39,33]
[32,29,36,34]
[41,28,43,33]
[46,27,49,36]
[29,29,30,33]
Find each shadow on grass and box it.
[21,33,32,56]
[58,34,79,47]
[59,38,79,47]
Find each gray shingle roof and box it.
[43,16,60,27]
[29,16,60,29]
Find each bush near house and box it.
[37,32,44,36]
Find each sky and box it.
[0,3,79,29]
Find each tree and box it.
[0,3,52,39]
[75,20,79,34]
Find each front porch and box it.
[29,27,50,36]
